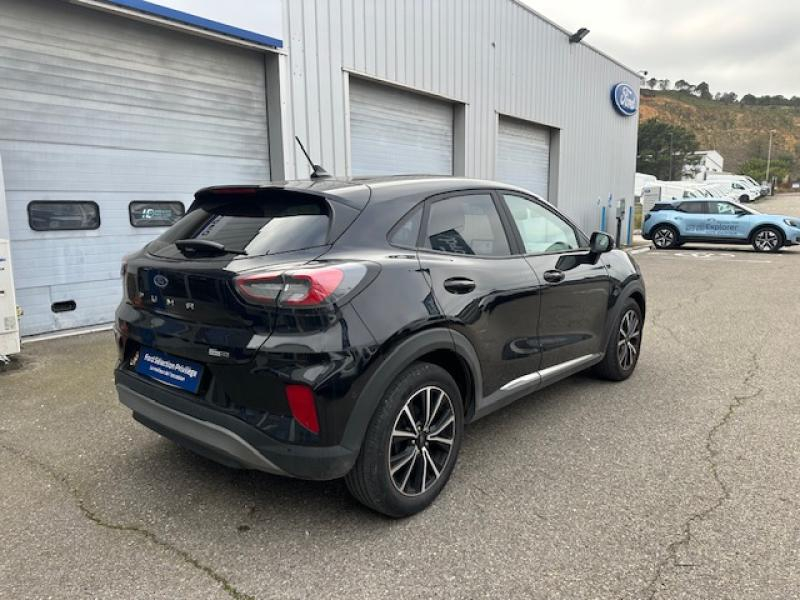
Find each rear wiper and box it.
[175,239,246,255]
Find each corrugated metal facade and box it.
[0,0,270,335]
[279,0,639,234]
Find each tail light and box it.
[233,262,374,308]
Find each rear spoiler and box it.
[189,186,364,244]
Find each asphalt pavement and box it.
[2,194,800,599]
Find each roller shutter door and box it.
[0,0,270,335]
[349,78,453,176]
[496,117,551,199]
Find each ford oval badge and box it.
[611,83,638,117]
[153,274,169,289]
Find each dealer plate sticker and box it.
[136,348,203,393]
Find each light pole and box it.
[765,129,776,186]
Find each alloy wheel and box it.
[388,386,455,497]
[617,309,641,371]
[754,229,779,252]
[653,228,675,248]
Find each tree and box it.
[637,119,700,180]
[739,155,795,183]
[646,77,658,90]
[674,79,690,92]
[740,94,757,105]
[658,79,671,91]
[695,81,712,100]
[719,91,738,104]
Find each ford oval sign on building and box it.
[611,83,638,117]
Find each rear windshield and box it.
[148,192,330,258]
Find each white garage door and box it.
[0,0,270,336]
[349,78,453,176]
[496,117,551,199]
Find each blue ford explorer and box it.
[642,198,800,252]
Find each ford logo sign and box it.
[611,82,638,117]
[153,274,169,289]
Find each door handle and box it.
[443,277,476,294]
[543,270,566,284]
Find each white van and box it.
[704,174,761,202]
[640,181,706,212]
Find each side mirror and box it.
[590,231,615,254]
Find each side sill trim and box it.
[501,353,602,392]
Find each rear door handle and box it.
[443,277,476,294]
[543,270,566,284]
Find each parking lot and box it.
[2,194,799,600]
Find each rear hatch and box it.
[119,186,363,367]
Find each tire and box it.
[651,225,679,250]
[739,194,749,203]
[751,226,783,253]
[345,362,464,518]
[594,298,643,381]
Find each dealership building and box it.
[0,0,640,337]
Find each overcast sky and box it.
[522,0,800,98]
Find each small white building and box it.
[0,0,640,336]
[685,150,725,181]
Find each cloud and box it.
[521,0,800,97]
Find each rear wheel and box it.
[594,298,643,381]
[739,194,749,203]
[345,362,464,517]
[751,227,783,252]
[652,225,679,249]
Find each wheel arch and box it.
[340,328,482,452]
[748,223,785,244]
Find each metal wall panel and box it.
[0,0,270,335]
[281,0,639,236]
[349,78,453,176]
[496,117,550,198]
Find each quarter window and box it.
[502,194,580,254]
[389,205,423,247]
[28,201,100,231]
[129,202,185,227]
[423,194,510,257]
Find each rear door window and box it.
[149,192,331,258]
[678,202,708,214]
[422,194,510,257]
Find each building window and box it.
[27,201,100,231]
[129,201,185,228]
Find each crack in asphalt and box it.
[648,276,715,345]
[642,352,763,599]
[0,441,256,600]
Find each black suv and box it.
[115,177,645,517]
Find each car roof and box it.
[197,175,541,206]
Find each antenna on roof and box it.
[295,137,331,179]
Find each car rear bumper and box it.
[115,371,360,481]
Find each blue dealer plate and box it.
[135,347,204,393]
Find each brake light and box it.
[285,384,319,434]
[233,262,372,308]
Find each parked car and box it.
[114,176,646,517]
[642,198,800,252]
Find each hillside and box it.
[639,91,800,174]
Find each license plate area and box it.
[135,347,204,394]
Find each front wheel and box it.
[345,362,464,517]
[752,227,783,252]
[594,299,643,381]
